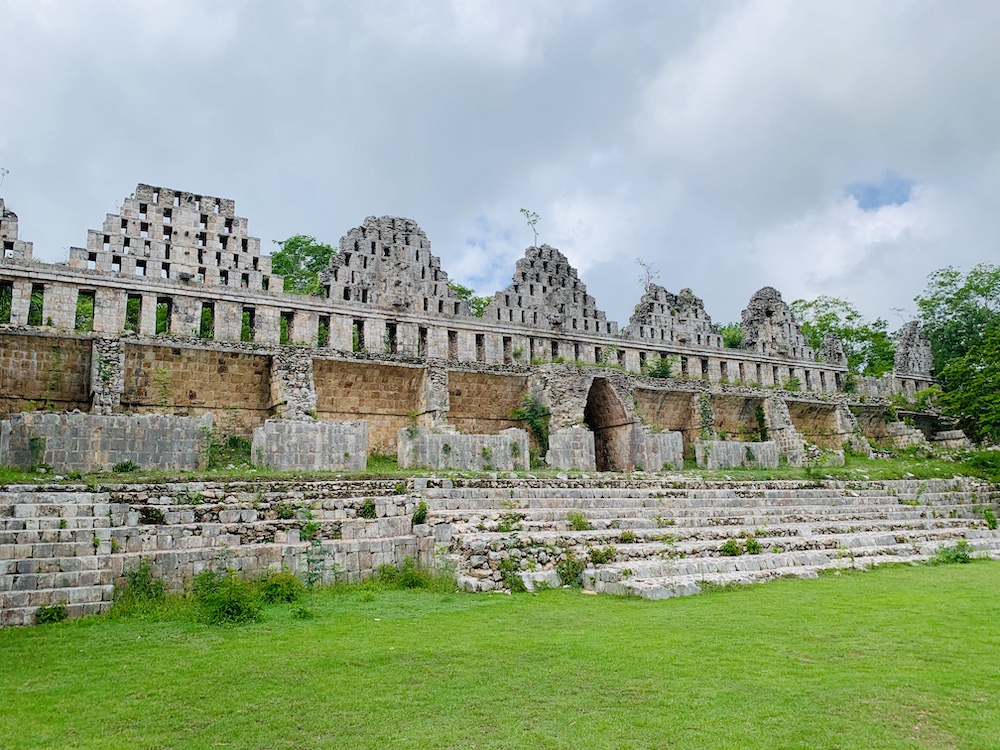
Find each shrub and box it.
[256,570,305,604]
[498,557,527,593]
[619,530,637,544]
[497,512,524,533]
[412,501,429,525]
[376,557,433,589]
[112,558,165,617]
[301,521,321,541]
[566,511,592,531]
[981,507,998,531]
[933,540,973,565]
[112,460,140,473]
[719,539,744,556]
[745,536,762,555]
[556,552,586,587]
[588,546,617,564]
[35,602,69,624]
[192,570,261,625]
[274,502,296,520]
[359,498,377,519]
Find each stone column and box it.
[90,337,125,414]
[269,348,317,421]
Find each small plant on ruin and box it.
[256,570,305,604]
[783,376,802,392]
[112,460,140,473]
[35,602,69,625]
[498,557,527,592]
[139,507,166,525]
[359,498,377,519]
[642,356,677,379]
[745,536,762,555]
[619,529,637,544]
[588,546,617,564]
[192,570,261,626]
[394,482,407,495]
[442,442,452,455]
[203,430,252,470]
[981,507,998,530]
[512,394,551,456]
[274,502,296,520]
[932,540,973,565]
[412,501,429,525]
[111,558,165,617]
[566,511,592,531]
[497,512,524,533]
[305,541,331,589]
[556,552,587,587]
[110,538,122,553]
[654,514,676,528]
[301,521,321,541]
[520,208,541,246]
[719,539,744,556]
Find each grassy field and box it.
[1,562,998,749]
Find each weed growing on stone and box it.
[567,511,592,531]
[619,529,637,544]
[719,539,744,556]
[359,498,377,519]
[412,500,429,525]
[34,602,68,625]
[112,460,140,473]
[981,506,998,530]
[556,552,586,587]
[588,546,618,564]
[932,540,973,565]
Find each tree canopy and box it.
[790,296,896,376]
[915,263,1000,443]
[271,235,336,295]
[448,282,490,317]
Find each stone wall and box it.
[446,370,527,434]
[397,427,530,471]
[546,426,597,471]
[694,440,779,469]
[630,425,683,471]
[0,412,212,471]
[121,343,272,435]
[0,333,92,417]
[313,359,424,451]
[252,419,368,471]
[634,389,698,443]
[0,481,433,626]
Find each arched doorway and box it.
[583,378,633,472]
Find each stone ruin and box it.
[0,183,947,476]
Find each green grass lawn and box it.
[2,562,999,749]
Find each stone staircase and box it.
[416,478,1000,598]
[3,476,998,624]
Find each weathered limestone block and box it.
[894,321,933,378]
[269,348,317,421]
[762,396,806,467]
[630,425,683,471]
[930,430,973,450]
[397,426,529,471]
[694,440,779,469]
[251,419,367,471]
[741,287,814,360]
[546,426,596,471]
[90,338,125,414]
[886,421,929,450]
[1,412,212,471]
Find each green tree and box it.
[914,263,1000,373]
[271,235,336,295]
[790,296,895,376]
[718,322,743,349]
[448,282,490,317]
[915,263,1000,443]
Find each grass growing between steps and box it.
[2,563,999,749]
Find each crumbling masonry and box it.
[0,184,944,473]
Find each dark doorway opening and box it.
[583,378,633,472]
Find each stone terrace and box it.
[2,476,998,624]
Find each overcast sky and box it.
[2,0,998,329]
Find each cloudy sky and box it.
[2,0,998,329]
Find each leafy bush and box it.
[745,536,762,555]
[35,602,69,624]
[566,511,592,531]
[719,539,744,556]
[204,431,252,469]
[642,356,677,379]
[274,502,297,520]
[359,498,377,519]
[412,501,429,525]
[112,460,140,473]
[256,570,305,604]
[498,557,527,593]
[619,530,637,544]
[933,540,973,565]
[982,507,998,530]
[512,394,551,455]
[192,570,261,625]
[556,552,586,587]
[588,546,618,564]
[112,558,165,617]
[376,557,433,589]
[497,512,524,533]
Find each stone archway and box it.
[583,377,633,472]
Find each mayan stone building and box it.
[0,184,941,474]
